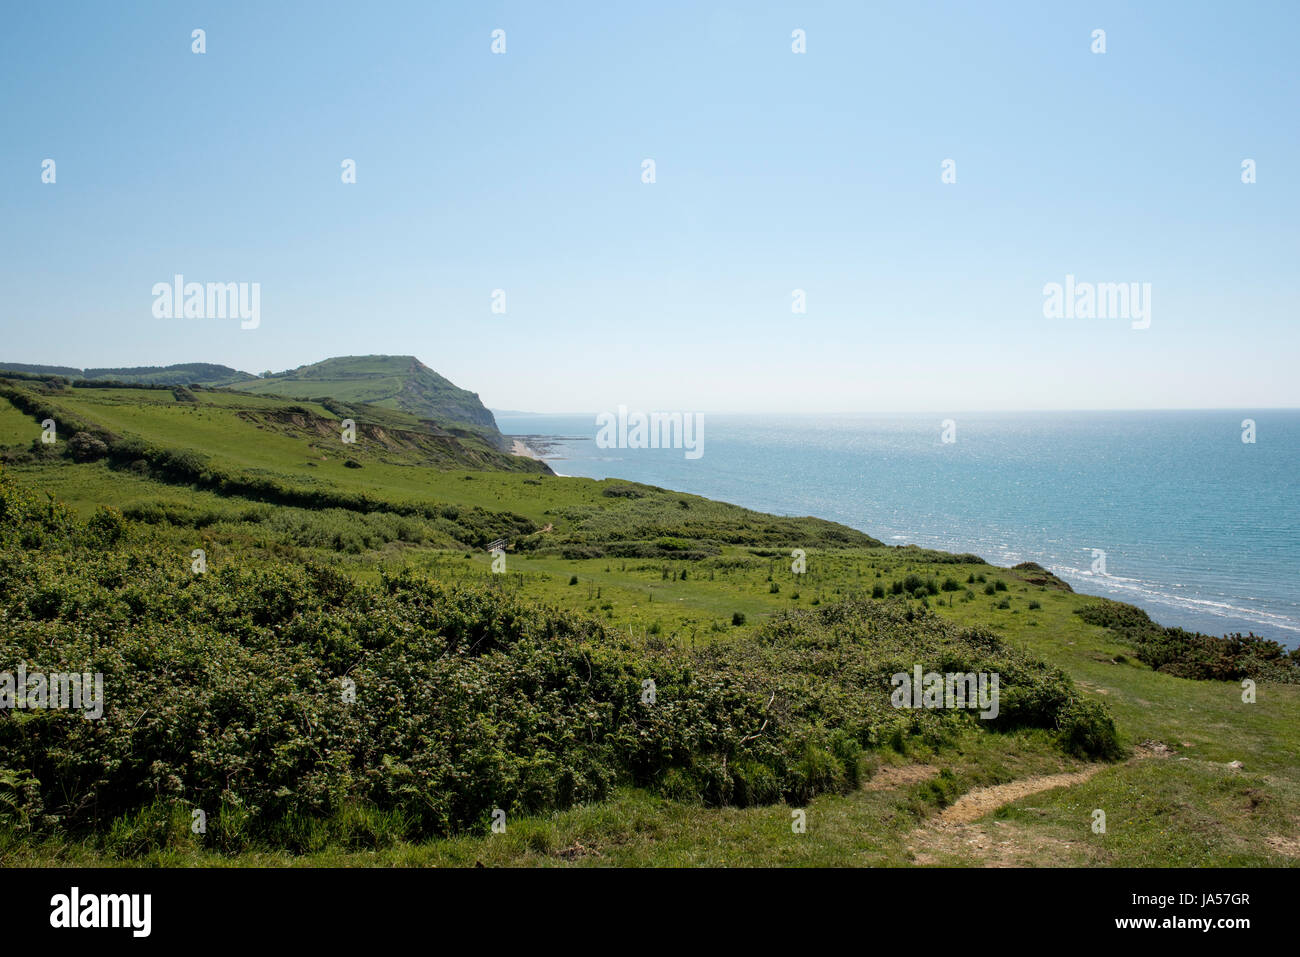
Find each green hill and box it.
[0,362,85,378]
[0,373,874,554]
[241,355,503,445]
[0,364,1296,869]
[0,361,254,387]
[0,375,551,508]
[0,355,510,449]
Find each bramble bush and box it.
[1075,601,1300,683]
[0,468,1120,852]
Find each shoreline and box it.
[502,432,1293,646]
[509,436,570,477]
[510,438,545,460]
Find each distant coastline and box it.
[509,438,545,460]
[496,413,1300,646]
[508,433,588,477]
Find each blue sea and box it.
[497,411,1300,647]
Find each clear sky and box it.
[2,1,1296,413]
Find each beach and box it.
[510,438,544,460]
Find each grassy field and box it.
[1,380,1296,868]
[0,399,35,446]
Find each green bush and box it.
[0,467,1123,850]
[1056,696,1123,759]
[66,431,109,462]
[84,506,126,546]
[1074,601,1300,683]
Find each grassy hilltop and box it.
[241,355,504,445]
[0,355,507,449]
[0,367,1297,868]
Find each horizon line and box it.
[494,407,1300,416]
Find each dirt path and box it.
[905,742,1173,865]
[934,768,1103,826]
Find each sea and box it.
[496,411,1300,647]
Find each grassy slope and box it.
[1,386,1295,868]
[0,399,35,446]
[1,383,546,487]
[0,387,869,553]
[241,355,501,439]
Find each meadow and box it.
[1,378,1296,867]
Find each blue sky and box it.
[2,1,1296,413]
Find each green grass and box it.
[1,381,874,553]
[0,728,1083,867]
[240,355,502,438]
[1,379,1297,868]
[0,398,37,445]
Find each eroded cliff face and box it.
[242,355,509,449]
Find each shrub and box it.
[1056,697,1123,759]
[84,506,126,546]
[0,468,1124,850]
[1075,600,1300,683]
[65,432,109,462]
[602,484,645,499]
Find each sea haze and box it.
[497,410,1300,647]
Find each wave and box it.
[1047,563,1300,636]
